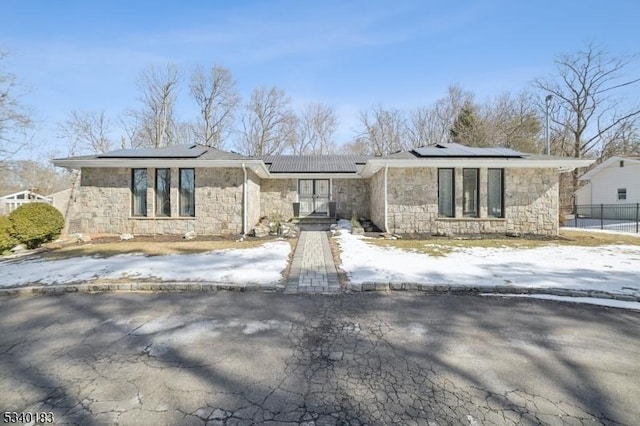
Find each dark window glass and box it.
[438,168,455,218]
[618,188,627,200]
[180,169,195,217]
[155,169,171,217]
[487,169,504,218]
[463,169,479,217]
[132,169,147,217]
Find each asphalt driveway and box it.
[1,293,638,425]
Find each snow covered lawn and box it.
[0,241,291,287]
[334,223,640,298]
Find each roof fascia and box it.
[358,158,595,177]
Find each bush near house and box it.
[8,203,64,249]
[0,216,18,253]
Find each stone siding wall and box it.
[377,167,559,236]
[369,170,386,231]
[69,167,246,235]
[332,179,370,219]
[260,179,297,221]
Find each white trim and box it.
[52,158,271,178]
[267,172,362,179]
[359,157,595,178]
[242,163,248,235]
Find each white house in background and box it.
[0,190,52,215]
[576,156,640,205]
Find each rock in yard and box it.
[10,244,26,253]
[352,227,364,235]
[253,225,270,238]
[183,230,196,240]
[119,233,134,241]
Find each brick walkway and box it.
[285,231,340,294]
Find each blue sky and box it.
[2,0,639,157]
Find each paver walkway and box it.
[286,231,340,293]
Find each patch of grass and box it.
[367,229,640,256]
[40,239,278,260]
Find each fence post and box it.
[636,203,639,234]
[574,203,578,228]
[600,204,604,230]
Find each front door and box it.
[298,179,330,216]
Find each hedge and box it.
[0,216,18,253]
[8,202,64,249]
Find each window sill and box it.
[436,217,506,221]
[129,216,197,220]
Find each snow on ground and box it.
[0,241,291,287]
[334,223,640,297]
[481,294,640,312]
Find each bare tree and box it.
[406,85,474,146]
[237,86,296,156]
[130,64,181,148]
[0,51,32,162]
[290,102,337,155]
[534,44,640,159]
[357,105,407,156]
[58,110,113,155]
[189,64,240,148]
[483,91,542,153]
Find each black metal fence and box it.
[566,203,640,233]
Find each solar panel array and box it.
[412,143,525,158]
[98,144,208,158]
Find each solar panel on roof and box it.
[98,144,207,158]
[413,143,524,158]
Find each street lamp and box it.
[545,94,553,155]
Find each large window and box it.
[179,169,195,217]
[131,169,147,217]
[155,169,171,217]
[618,188,627,201]
[487,169,504,218]
[463,169,479,217]
[438,168,455,218]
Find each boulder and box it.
[253,225,270,238]
[119,233,134,241]
[183,231,196,240]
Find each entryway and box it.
[298,179,329,216]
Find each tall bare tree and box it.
[406,85,474,146]
[357,105,407,156]
[189,64,240,148]
[237,86,296,156]
[483,91,542,153]
[534,44,640,159]
[0,51,32,162]
[290,102,337,155]
[128,64,181,148]
[58,110,113,155]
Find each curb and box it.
[0,281,284,297]
[346,282,640,302]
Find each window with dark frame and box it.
[438,168,455,218]
[618,188,627,201]
[131,169,147,217]
[180,169,195,217]
[155,168,171,217]
[463,168,479,217]
[487,169,504,218]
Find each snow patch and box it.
[482,294,640,311]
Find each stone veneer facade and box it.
[69,166,558,236]
[68,167,251,235]
[370,167,559,236]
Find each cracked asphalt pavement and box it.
[1,292,639,425]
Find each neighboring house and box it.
[47,188,73,217]
[52,143,592,236]
[0,190,52,215]
[575,156,640,219]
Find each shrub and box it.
[9,202,64,249]
[0,216,18,253]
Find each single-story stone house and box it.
[52,143,593,236]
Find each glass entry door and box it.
[298,179,330,216]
